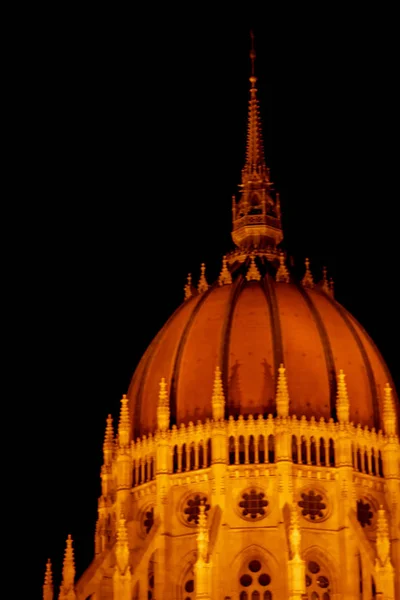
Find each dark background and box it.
[18,7,398,598]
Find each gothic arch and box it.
[175,549,197,600]
[303,545,339,596]
[227,544,285,599]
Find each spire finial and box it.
[198,263,209,293]
[157,377,170,431]
[383,382,397,436]
[250,30,256,80]
[218,255,232,286]
[118,394,130,448]
[115,512,131,575]
[301,258,314,288]
[276,363,290,417]
[212,366,225,420]
[276,251,290,283]
[43,559,54,600]
[246,255,261,281]
[59,535,76,599]
[184,273,192,300]
[336,369,350,423]
[197,502,209,562]
[321,267,331,294]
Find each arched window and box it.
[310,437,317,466]
[249,435,255,463]
[148,553,155,600]
[357,448,362,472]
[268,435,275,463]
[229,436,235,465]
[328,439,335,467]
[371,448,376,476]
[319,438,326,466]
[207,438,212,466]
[305,559,332,599]
[190,443,195,470]
[292,435,298,463]
[239,436,245,464]
[238,559,273,599]
[198,442,204,469]
[364,450,369,474]
[301,437,307,464]
[182,565,195,600]
[182,444,187,472]
[378,451,384,477]
[132,460,137,486]
[258,436,265,464]
[173,445,178,473]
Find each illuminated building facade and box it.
[44,38,399,600]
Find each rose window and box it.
[298,490,327,521]
[183,494,210,526]
[239,489,269,521]
[357,499,374,528]
[239,559,273,599]
[305,560,331,599]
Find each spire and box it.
[276,363,289,417]
[184,273,192,300]
[301,258,314,288]
[276,251,290,283]
[43,559,53,600]
[376,506,391,566]
[118,394,130,448]
[103,414,114,464]
[59,535,76,600]
[115,513,131,575]
[197,263,209,293]
[212,366,225,420]
[321,267,331,295]
[196,502,209,563]
[336,369,350,423]
[157,377,170,431]
[246,255,261,281]
[231,32,283,253]
[218,255,232,286]
[383,382,397,436]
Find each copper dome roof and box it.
[128,272,397,438]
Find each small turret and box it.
[184,273,193,300]
[301,258,314,288]
[58,535,76,600]
[321,267,331,295]
[157,377,170,431]
[43,559,53,600]
[198,263,209,293]
[103,414,114,465]
[246,255,261,281]
[383,383,397,436]
[212,366,225,421]
[276,363,289,418]
[218,255,232,286]
[336,369,350,423]
[276,252,290,283]
[118,395,130,449]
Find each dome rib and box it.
[170,283,217,426]
[324,293,380,430]
[131,295,201,439]
[219,274,245,418]
[262,274,284,378]
[297,284,337,418]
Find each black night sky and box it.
[24,8,398,598]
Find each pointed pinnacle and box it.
[302,257,314,288]
[246,255,261,281]
[276,252,290,283]
[218,255,232,286]
[158,377,168,407]
[198,263,209,293]
[184,273,192,300]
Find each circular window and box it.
[182,494,210,527]
[185,580,194,593]
[298,490,327,522]
[308,561,320,574]
[259,573,271,586]
[249,560,262,573]
[240,574,252,587]
[183,567,195,600]
[317,576,329,588]
[356,498,375,529]
[238,488,269,521]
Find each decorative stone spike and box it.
[103,414,114,463]
[246,255,261,281]
[218,255,232,286]
[118,395,130,448]
[301,258,314,288]
[336,369,350,423]
[276,252,290,283]
[321,267,331,294]
[157,377,170,431]
[184,273,192,300]
[59,535,76,600]
[383,383,397,436]
[197,503,209,563]
[376,506,391,566]
[276,363,289,417]
[198,263,209,293]
[289,505,301,558]
[212,366,225,420]
[115,513,130,575]
[43,559,53,600]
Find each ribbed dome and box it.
[128,273,397,438]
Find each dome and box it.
[128,268,397,438]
